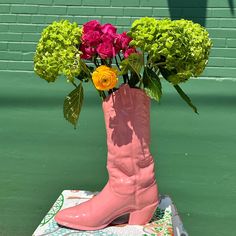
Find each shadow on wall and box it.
[228,0,235,15]
[167,0,235,26]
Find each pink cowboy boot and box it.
[55,84,159,230]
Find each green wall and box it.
[0,0,236,79]
[1,77,236,236]
[1,1,236,236]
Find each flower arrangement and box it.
[34,17,212,128]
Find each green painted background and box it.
[0,1,236,236]
[1,78,236,236]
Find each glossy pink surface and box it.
[55,84,158,230]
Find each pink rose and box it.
[121,32,132,49]
[115,32,132,51]
[114,36,122,54]
[97,42,116,59]
[123,47,138,58]
[101,23,117,35]
[82,30,101,46]
[80,43,96,60]
[101,32,116,43]
[114,32,132,54]
[114,33,123,50]
[83,20,101,34]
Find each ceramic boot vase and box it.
[55,84,159,230]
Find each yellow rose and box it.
[92,65,118,91]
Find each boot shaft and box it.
[102,84,151,152]
[102,84,156,194]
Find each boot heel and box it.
[128,202,158,225]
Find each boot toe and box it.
[55,208,73,227]
[54,203,95,230]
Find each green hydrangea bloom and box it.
[129,17,212,85]
[34,20,82,82]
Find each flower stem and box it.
[118,52,123,61]
[138,79,143,88]
[123,74,129,84]
[71,81,78,88]
[109,58,112,67]
[93,58,99,67]
[99,91,106,99]
[101,59,108,66]
[115,56,121,71]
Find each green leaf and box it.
[143,67,162,101]
[119,58,129,75]
[63,83,84,128]
[174,84,198,114]
[76,70,90,82]
[129,71,140,87]
[80,59,91,77]
[120,53,143,76]
[159,67,177,81]
[127,53,143,75]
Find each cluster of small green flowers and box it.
[129,17,212,84]
[34,20,82,82]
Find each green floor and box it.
[0,74,236,236]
